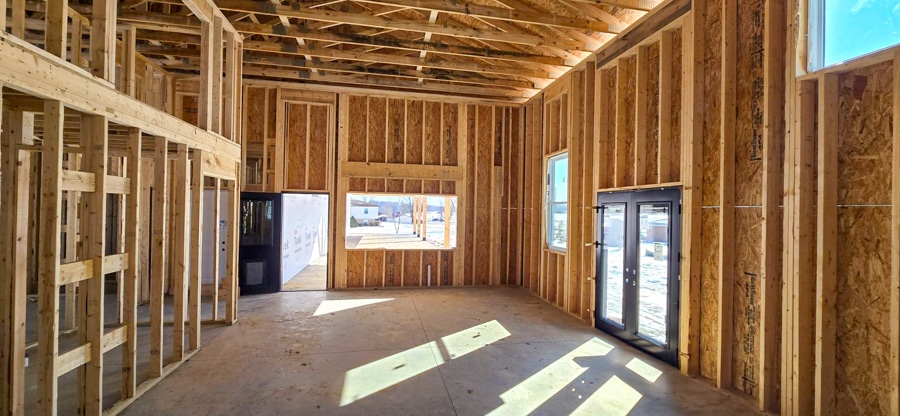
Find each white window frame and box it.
[808,0,900,72]
[545,152,568,253]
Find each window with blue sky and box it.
[547,153,568,251]
[822,0,900,67]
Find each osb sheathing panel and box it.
[422,251,439,285]
[245,87,266,143]
[734,0,765,207]
[364,251,384,288]
[835,207,891,415]
[837,62,893,206]
[671,29,683,181]
[622,57,636,186]
[604,69,617,188]
[702,0,722,206]
[346,250,365,288]
[386,179,404,193]
[475,105,493,284]
[267,89,277,139]
[405,179,422,194]
[443,103,459,166]
[406,101,424,164]
[367,178,386,192]
[180,95,198,126]
[347,96,367,163]
[732,208,761,396]
[308,105,329,191]
[367,97,387,164]
[700,208,720,380]
[387,99,405,164]
[465,105,477,285]
[384,251,401,287]
[647,43,661,183]
[285,103,307,190]
[424,101,442,166]
[403,251,421,287]
[349,178,366,192]
[440,251,453,286]
[423,179,440,194]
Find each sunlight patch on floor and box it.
[313,298,394,316]
[570,375,642,416]
[625,357,662,383]
[340,320,512,406]
[486,337,615,416]
[440,320,511,360]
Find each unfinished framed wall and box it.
[0,2,244,413]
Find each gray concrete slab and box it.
[122,287,764,416]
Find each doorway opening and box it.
[281,193,330,291]
[595,187,682,366]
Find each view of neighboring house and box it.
[349,200,380,225]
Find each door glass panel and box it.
[241,200,274,246]
[600,203,626,326]
[637,203,670,345]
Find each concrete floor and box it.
[122,287,763,416]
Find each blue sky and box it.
[824,0,900,66]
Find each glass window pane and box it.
[548,203,567,249]
[241,200,274,246]
[824,0,900,66]
[601,203,626,326]
[637,203,670,346]
[551,156,568,202]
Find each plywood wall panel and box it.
[835,207,891,416]
[647,43,661,184]
[387,99,405,164]
[701,208,720,379]
[347,250,365,288]
[406,101,424,164]
[307,105,330,191]
[384,251,401,287]
[702,0,723,206]
[284,103,307,190]
[365,251,384,288]
[837,63,893,206]
[732,208,762,396]
[245,88,267,143]
[403,251,421,287]
[347,96,368,163]
[424,101,442,166]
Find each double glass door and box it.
[595,188,681,365]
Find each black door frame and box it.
[595,187,682,366]
[239,192,283,295]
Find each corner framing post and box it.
[150,136,169,378]
[189,151,204,350]
[225,180,239,324]
[171,144,190,362]
[37,100,65,416]
[122,128,142,400]
[1,109,34,416]
[211,178,221,321]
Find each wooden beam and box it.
[355,0,613,32]
[90,0,117,81]
[11,0,25,38]
[171,144,190,362]
[149,136,168,378]
[122,128,141,400]
[0,32,242,161]
[815,72,838,416]
[595,0,689,68]
[565,0,658,11]
[238,41,552,80]
[214,0,586,49]
[211,179,221,321]
[189,151,204,349]
[45,0,68,58]
[223,31,239,140]
[341,161,464,180]
[198,20,214,131]
[678,4,703,376]
[717,0,736,391]
[123,26,138,97]
[242,66,532,101]
[80,114,108,416]
[759,0,786,410]
[211,16,224,134]
[0,109,33,416]
[38,100,65,416]
[180,0,237,33]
